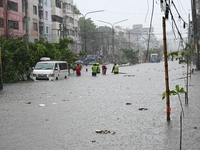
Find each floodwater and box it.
[0,61,200,150]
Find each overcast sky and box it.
[73,0,191,39]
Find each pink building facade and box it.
[0,0,23,37]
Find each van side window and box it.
[59,63,68,70]
[55,63,58,70]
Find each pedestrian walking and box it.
[75,64,81,76]
[96,64,100,73]
[102,65,107,75]
[112,63,119,74]
[92,64,97,76]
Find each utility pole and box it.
[162,17,170,121]
[191,0,200,70]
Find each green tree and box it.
[122,49,139,64]
[79,17,97,54]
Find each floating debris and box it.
[26,102,31,104]
[96,130,116,134]
[138,108,148,110]
[194,127,198,129]
[38,104,46,107]
[123,75,135,77]
[92,140,96,143]
[126,103,132,105]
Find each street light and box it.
[98,19,128,63]
[81,10,104,54]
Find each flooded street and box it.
[0,61,200,150]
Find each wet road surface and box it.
[0,61,200,150]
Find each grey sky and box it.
[73,0,191,39]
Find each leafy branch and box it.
[167,44,196,62]
[162,85,185,116]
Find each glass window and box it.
[59,63,68,70]
[0,0,3,7]
[8,20,19,30]
[8,1,18,12]
[45,11,48,19]
[34,39,38,42]
[33,5,37,15]
[55,0,61,8]
[0,18,3,27]
[33,23,38,31]
[46,26,48,34]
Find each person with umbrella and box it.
[102,65,107,75]
[75,64,82,76]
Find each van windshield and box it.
[35,63,54,70]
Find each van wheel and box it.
[56,77,58,80]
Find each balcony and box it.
[38,6,43,10]
[38,3,44,7]
[39,22,44,26]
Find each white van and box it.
[32,61,68,81]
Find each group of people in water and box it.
[75,63,119,76]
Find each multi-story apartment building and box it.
[38,0,53,42]
[0,0,23,37]
[51,0,63,43]
[1,0,81,51]
[62,0,81,54]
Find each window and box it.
[8,1,18,12]
[0,18,3,27]
[8,20,18,29]
[39,26,43,34]
[59,63,68,70]
[0,0,3,7]
[38,0,43,3]
[45,11,48,19]
[34,39,38,42]
[33,23,38,31]
[55,0,61,8]
[33,5,37,15]
[52,15,63,23]
[46,26,49,34]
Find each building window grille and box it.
[55,0,61,9]
[8,1,18,12]
[45,11,48,19]
[33,23,38,31]
[34,39,38,42]
[0,0,3,7]
[33,5,37,15]
[8,20,19,29]
[46,26,49,34]
[0,18,3,27]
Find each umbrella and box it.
[102,63,110,65]
[89,61,99,65]
[40,57,50,61]
[75,60,83,64]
